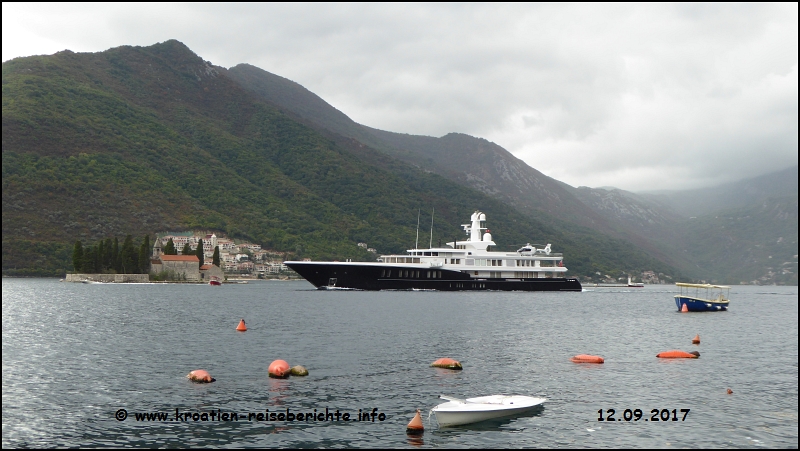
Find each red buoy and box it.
[268,359,290,378]
[186,369,215,383]
[681,303,689,312]
[406,409,424,434]
[236,319,247,332]
[570,354,604,364]
[692,334,700,344]
[726,388,733,394]
[656,350,699,359]
[430,358,462,370]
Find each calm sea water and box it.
[2,278,797,448]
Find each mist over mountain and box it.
[3,40,795,284]
[640,167,798,217]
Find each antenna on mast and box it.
[415,209,420,250]
[429,208,435,248]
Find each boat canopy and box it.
[675,282,730,289]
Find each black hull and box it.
[285,262,582,292]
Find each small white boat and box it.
[627,276,644,288]
[431,395,546,427]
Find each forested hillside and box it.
[2,40,678,280]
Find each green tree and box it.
[120,235,137,274]
[82,245,95,273]
[212,246,220,267]
[139,235,151,273]
[112,237,121,273]
[92,244,102,273]
[163,238,177,255]
[196,238,204,269]
[103,238,113,270]
[182,242,192,256]
[97,240,105,272]
[72,240,83,272]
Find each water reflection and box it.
[406,434,424,447]
[268,378,291,405]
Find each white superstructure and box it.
[378,211,568,280]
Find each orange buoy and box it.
[186,369,215,383]
[726,388,733,394]
[570,354,604,364]
[656,350,699,359]
[268,359,291,378]
[406,409,424,434]
[430,358,462,370]
[681,303,689,312]
[692,334,700,344]
[236,319,247,332]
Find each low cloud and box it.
[3,3,797,191]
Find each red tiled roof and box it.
[160,255,199,262]
[200,264,211,270]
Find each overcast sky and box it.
[3,3,797,192]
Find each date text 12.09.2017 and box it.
[598,408,690,422]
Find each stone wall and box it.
[65,274,150,283]
[162,260,201,281]
[200,264,225,281]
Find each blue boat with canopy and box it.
[674,282,730,312]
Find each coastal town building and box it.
[152,231,295,278]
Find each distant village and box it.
[592,270,669,285]
[150,231,292,282]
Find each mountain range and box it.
[2,40,796,284]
